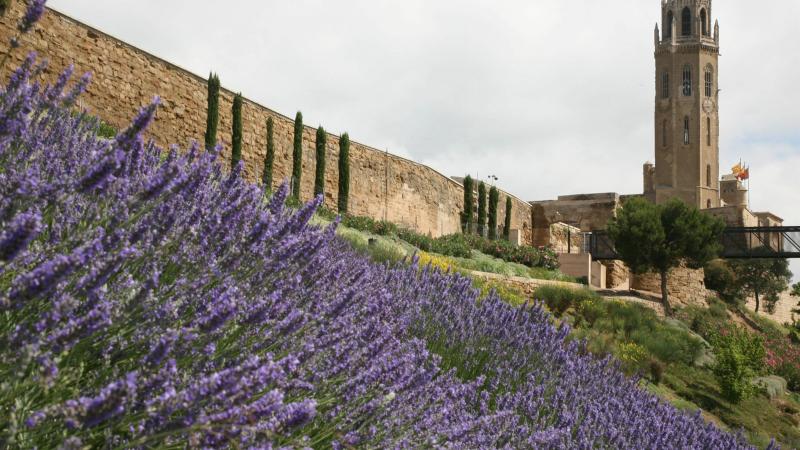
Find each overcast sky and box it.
[48,0,800,281]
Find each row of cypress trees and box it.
[204,74,351,213]
[463,176,513,241]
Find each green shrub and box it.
[680,301,729,342]
[575,297,606,327]
[231,93,243,169]
[650,359,665,384]
[204,72,220,150]
[462,175,474,232]
[632,327,703,365]
[314,126,326,197]
[262,117,275,188]
[775,363,800,392]
[488,186,499,240]
[477,182,487,237]
[710,327,766,403]
[338,133,350,214]
[463,234,558,270]
[292,111,303,199]
[503,196,512,241]
[96,121,117,139]
[704,260,742,305]
[534,285,600,317]
[473,278,527,307]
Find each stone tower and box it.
[650,0,720,209]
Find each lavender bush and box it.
[0,27,772,450]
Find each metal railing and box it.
[588,226,800,260]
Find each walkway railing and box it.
[588,226,800,260]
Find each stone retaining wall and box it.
[630,264,708,308]
[0,1,533,238]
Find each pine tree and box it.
[477,182,487,237]
[231,93,243,170]
[291,111,303,199]
[608,197,725,316]
[262,117,275,188]
[503,196,512,240]
[462,175,474,233]
[314,126,326,198]
[338,132,350,214]
[488,186,499,240]
[204,73,220,151]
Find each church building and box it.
[531,0,783,242]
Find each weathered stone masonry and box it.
[0,1,532,238]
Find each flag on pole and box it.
[732,162,744,177]
[739,167,750,181]
[732,160,749,181]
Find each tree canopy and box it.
[608,197,725,315]
[728,254,792,314]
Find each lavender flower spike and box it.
[0,210,41,262]
[19,0,47,33]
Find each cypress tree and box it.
[291,111,303,199]
[504,196,513,240]
[262,117,275,188]
[338,132,350,214]
[231,93,243,170]
[477,182,487,237]
[314,126,326,198]
[488,186,499,240]
[204,73,220,151]
[462,175,474,233]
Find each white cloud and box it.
[48,0,800,280]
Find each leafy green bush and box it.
[96,121,117,139]
[314,126,326,197]
[631,327,703,365]
[680,299,730,341]
[534,285,600,317]
[704,260,742,305]
[231,93,243,169]
[464,234,558,270]
[338,133,350,214]
[650,359,665,384]
[711,328,766,403]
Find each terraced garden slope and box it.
[0,53,767,448]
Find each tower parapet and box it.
[658,0,716,47]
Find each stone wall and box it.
[630,264,708,308]
[0,2,533,238]
[530,192,622,234]
[745,292,796,326]
[601,260,631,290]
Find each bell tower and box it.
[651,0,720,209]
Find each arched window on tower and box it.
[662,120,668,147]
[665,11,674,39]
[661,72,670,98]
[681,7,692,36]
[683,65,692,96]
[706,164,711,187]
[700,9,708,36]
[707,117,712,146]
[705,67,713,97]
[707,199,712,209]
[684,117,690,145]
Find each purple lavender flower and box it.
[0,53,764,449]
[18,0,47,33]
[0,210,41,262]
